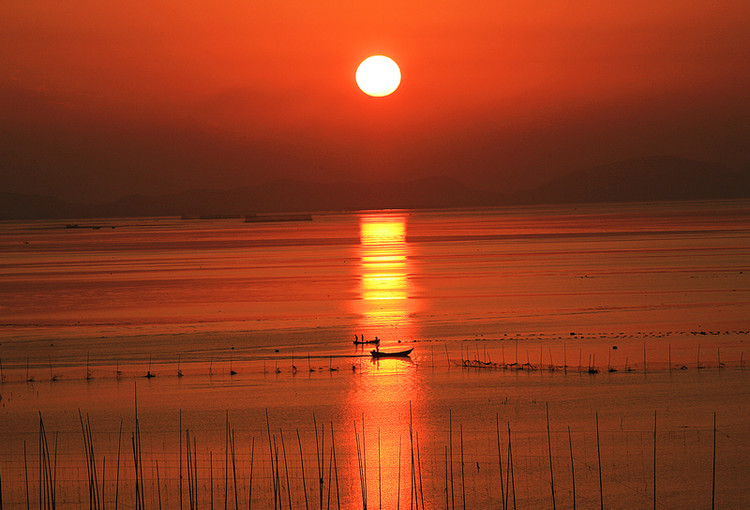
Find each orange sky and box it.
[2,0,749,200]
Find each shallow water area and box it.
[1,200,750,507]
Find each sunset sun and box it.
[355,55,401,97]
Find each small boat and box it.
[354,338,380,345]
[371,348,413,358]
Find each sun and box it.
[355,55,401,97]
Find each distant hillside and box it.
[509,155,750,205]
[2,156,749,219]
[0,176,494,219]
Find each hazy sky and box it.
[2,0,749,201]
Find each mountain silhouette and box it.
[2,156,748,219]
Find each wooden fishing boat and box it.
[371,348,413,358]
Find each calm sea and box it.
[2,199,749,348]
[1,199,750,508]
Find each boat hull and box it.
[370,348,413,358]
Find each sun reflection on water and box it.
[357,215,418,340]
[343,214,428,509]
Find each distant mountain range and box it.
[2,156,749,220]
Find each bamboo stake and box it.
[444,445,448,510]
[668,344,672,374]
[596,412,603,510]
[568,427,575,510]
[225,411,229,510]
[449,411,455,510]
[496,414,505,510]
[0,451,3,510]
[546,403,556,509]
[115,418,122,510]
[52,431,58,510]
[460,424,465,510]
[416,433,425,510]
[185,432,191,510]
[297,430,309,510]
[362,417,367,509]
[179,411,183,510]
[378,429,382,510]
[507,424,516,510]
[265,410,278,510]
[331,423,341,510]
[248,437,255,510]
[313,414,323,510]
[718,348,721,370]
[24,440,29,510]
[697,344,702,369]
[156,460,162,510]
[409,407,415,510]
[280,430,292,510]
[712,412,717,510]
[653,410,657,510]
[193,437,198,510]
[397,437,402,510]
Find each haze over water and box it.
[1,199,749,508]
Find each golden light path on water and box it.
[344,214,428,509]
[358,215,413,336]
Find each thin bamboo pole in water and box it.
[546,403,556,510]
[496,414,505,510]
[712,412,717,510]
[596,412,603,510]
[653,411,657,510]
[568,426,575,510]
